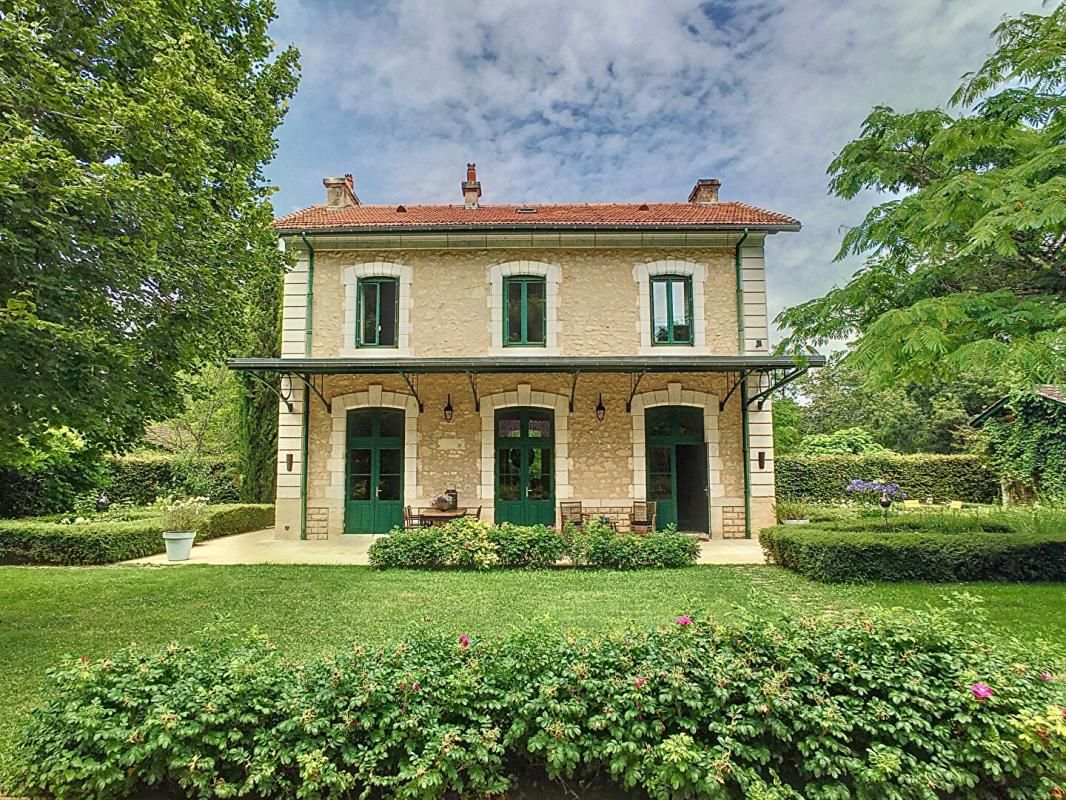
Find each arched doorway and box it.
[344,407,404,533]
[645,406,709,532]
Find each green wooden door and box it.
[645,406,705,530]
[494,408,555,525]
[345,408,404,533]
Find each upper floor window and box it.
[650,275,693,345]
[503,276,547,347]
[357,277,399,347]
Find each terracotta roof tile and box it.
[274,202,800,232]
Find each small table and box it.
[420,508,470,526]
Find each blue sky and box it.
[265,0,1038,339]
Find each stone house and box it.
[231,166,822,539]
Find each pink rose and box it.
[459,634,470,651]
[971,682,993,701]
[634,677,645,689]
[675,615,693,626]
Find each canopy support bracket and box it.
[719,369,754,412]
[286,373,331,413]
[245,371,293,413]
[467,372,480,412]
[746,368,807,410]
[400,372,424,413]
[625,371,647,412]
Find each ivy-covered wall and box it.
[776,454,999,504]
[979,394,1066,503]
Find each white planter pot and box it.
[163,531,196,561]
[782,519,810,525]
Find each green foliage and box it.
[769,395,802,455]
[762,517,1066,583]
[785,357,998,454]
[0,0,299,466]
[13,609,1066,799]
[979,391,1066,502]
[105,453,240,506]
[776,453,999,503]
[144,365,242,456]
[0,504,273,565]
[368,518,699,570]
[490,522,567,568]
[796,426,892,455]
[567,519,700,569]
[777,5,1066,387]
[0,429,105,517]
[237,268,283,502]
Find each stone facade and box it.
[273,237,777,540]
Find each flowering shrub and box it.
[369,518,699,570]
[14,604,1066,799]
[845,478,907,502]
[155,495,209,531]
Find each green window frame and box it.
[356,277,399,348]
[503,276,547,347]
[650,275,694,345]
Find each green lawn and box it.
[2,563,1064,784]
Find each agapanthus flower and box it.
[971,682,993,701]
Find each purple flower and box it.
[971,682,993,701]
[675,615,693,626]
[1041,671,1053,682]
[459,633,470,651]
[634,677,646,689]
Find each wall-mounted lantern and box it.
[757,451,766,470]
[286,453,294,472]
[443,394,454,422]
[595,393,606,423]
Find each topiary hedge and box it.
[761,522,1066,583]
[13,610,1066,799]
[368,518,699,570]
[105,454,240,505]
[776,453,999,504]
[0,504,274,565]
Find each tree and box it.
[777,5,1066,387]
[144,365,242,456]
[237,269,282,502]
[795,428,893,456]
[0,0,299,467]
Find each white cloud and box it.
[267,0,1041,340]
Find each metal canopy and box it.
[227,354,824,375]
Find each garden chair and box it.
[403,506,424,529]
[560,501,584,528]
[948,500,964,511]
[902,499,922,510]
[630,501,656,535]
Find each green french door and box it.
[345,408,404,533]
[646,406,708,531]
[494,408,555,525]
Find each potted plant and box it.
[158,496,208,561]
[776,500,811,525]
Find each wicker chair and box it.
[630,501,657,535]
[403,506,424,529]
[559,501,584,529]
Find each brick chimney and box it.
[688,178,721,205]
[462,163,482,209]
[323,173,360,209]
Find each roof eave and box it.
[274,222,801,236]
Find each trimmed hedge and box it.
[0,504,274,565]
[368,518,700,570]
[13,611,1066,799]
[105,454,240,505]
[761,523,1066,583]
[776,453,999,504]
